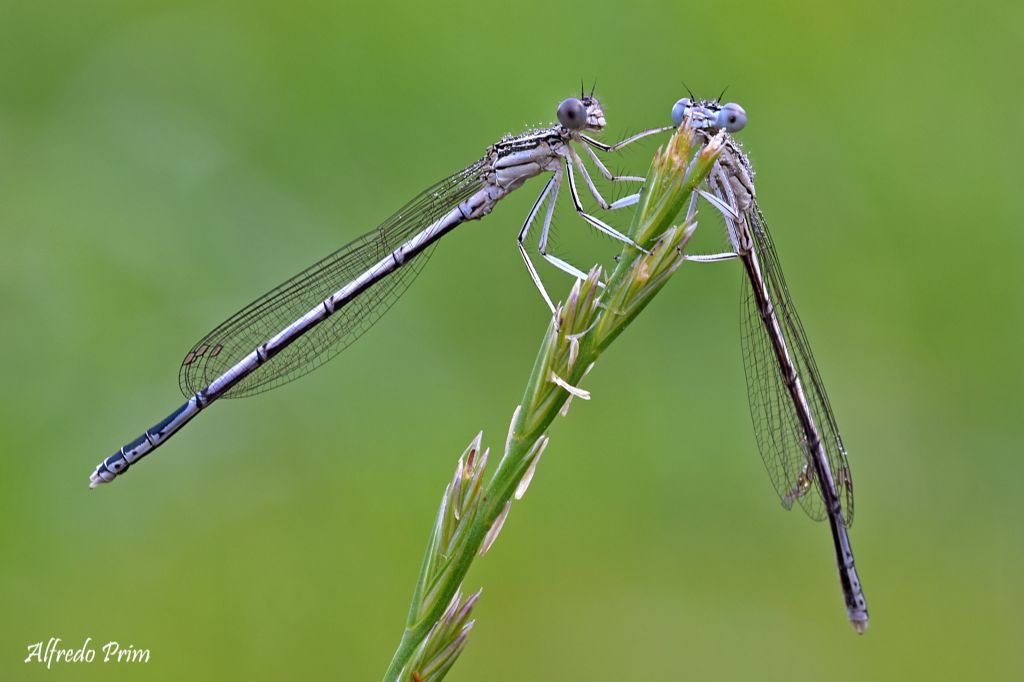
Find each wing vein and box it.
[178,160,487,399]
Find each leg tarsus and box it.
[685,251,739,263]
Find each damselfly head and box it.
[581,96,606,131]
[557,96,606,132]
[672,98,747,135]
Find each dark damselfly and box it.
[674,97,868,632]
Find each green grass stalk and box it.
[382,123,725,682]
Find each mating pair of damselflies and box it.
[89,89,868,632]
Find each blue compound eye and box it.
[716,102,747,133]
[557,98,587,130]
[671,98,692,127]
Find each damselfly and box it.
[673,97,869,632]
[90,93,666,488]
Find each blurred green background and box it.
[2,0,1021,679]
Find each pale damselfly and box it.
[673,97,869,632]
[89,92,668,488]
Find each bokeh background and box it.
[2,0,1021,679]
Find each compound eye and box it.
[557,97,588,130]
[716,102,747,133]
[671,98,692,127]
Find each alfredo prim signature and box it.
[25,637,150,668]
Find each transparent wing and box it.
[179,160,486,398]
[740,202,855,526]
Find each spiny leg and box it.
[685,188,739,263]
[517,174,559,314]
[577,144,643,210]
[579,142,645,184]
[535,168,599,285]
[578,126,676,209]
[565,157,648,253]
[524,138,665,301]
[566,145,623,210]
[581,125,673,154]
